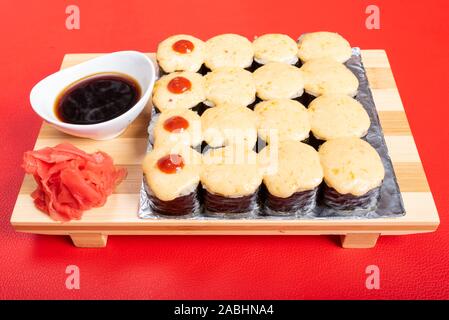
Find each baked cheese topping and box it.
[297,32,352,63]
[156,34,205,73]
[204,34,254,70]
[308,94,370,140]
[201,103,258,148]
[204,67,256,107]
[153,108,202,148]
[143,146,202,201]
[258,141,323,198]
[201,146,262,197]
[152,71,205,111]
[253,34,299,65]
[318,138,385,196]
[253,62,304,100]
[301,58,359,97]
[254,99,310,143]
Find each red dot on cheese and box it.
[157,154,185,174]
[172,39,194,54]
[167,76,192,94]
[163,116,189,133]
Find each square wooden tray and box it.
[10,50,440,248]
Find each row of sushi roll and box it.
[153,35,358,112]
[152,64,358,115]
[150,96,370,149]
[142,32,385,218]
[156,32,353,73]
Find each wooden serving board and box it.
[10,50,439,248]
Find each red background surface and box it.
[1,0,448,299]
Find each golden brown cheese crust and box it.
[308,94,370,140]
[258,141,323,198]
[297,32,352,63]
[143,146,202,201]
[254,99,310,143]
[201,103,258,148]
[157,34,205,73]
[205,34,254,70]
[153,109,202,148]
[301,58,359,97]
[204,67,256,107]
[253,34,299,65]
[152,71,205,111]
[201,146,263,197]
[253,62,304,100]
[318,138,385,196]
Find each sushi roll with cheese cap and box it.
[203,67,256,108]
[308,94,370,142]
[301,58,359,98]
[318,138,385,211]
[152,71,205,112]
[204,34,254,70]
[201,145,263,216]
[254,99,310,144]
[252,34,299,67]
[253,62,304,101]
[142,146,202,216]
[157,34,205,73]
[258,141,323,215]
[201,103,258,148]
[152,109,202,149]
[297,32,352,63]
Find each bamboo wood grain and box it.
[10,50,440,248]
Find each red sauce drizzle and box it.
[167,77,192,94]
[157,154,184,174]
[163,116,189,133]
[172,39,194,54]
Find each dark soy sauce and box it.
[55,72,141,125]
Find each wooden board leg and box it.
[340,233,380,248]
[69,233,108,248]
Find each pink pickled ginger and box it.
[22,143,127,222]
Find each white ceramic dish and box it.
[30,51,156,140]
